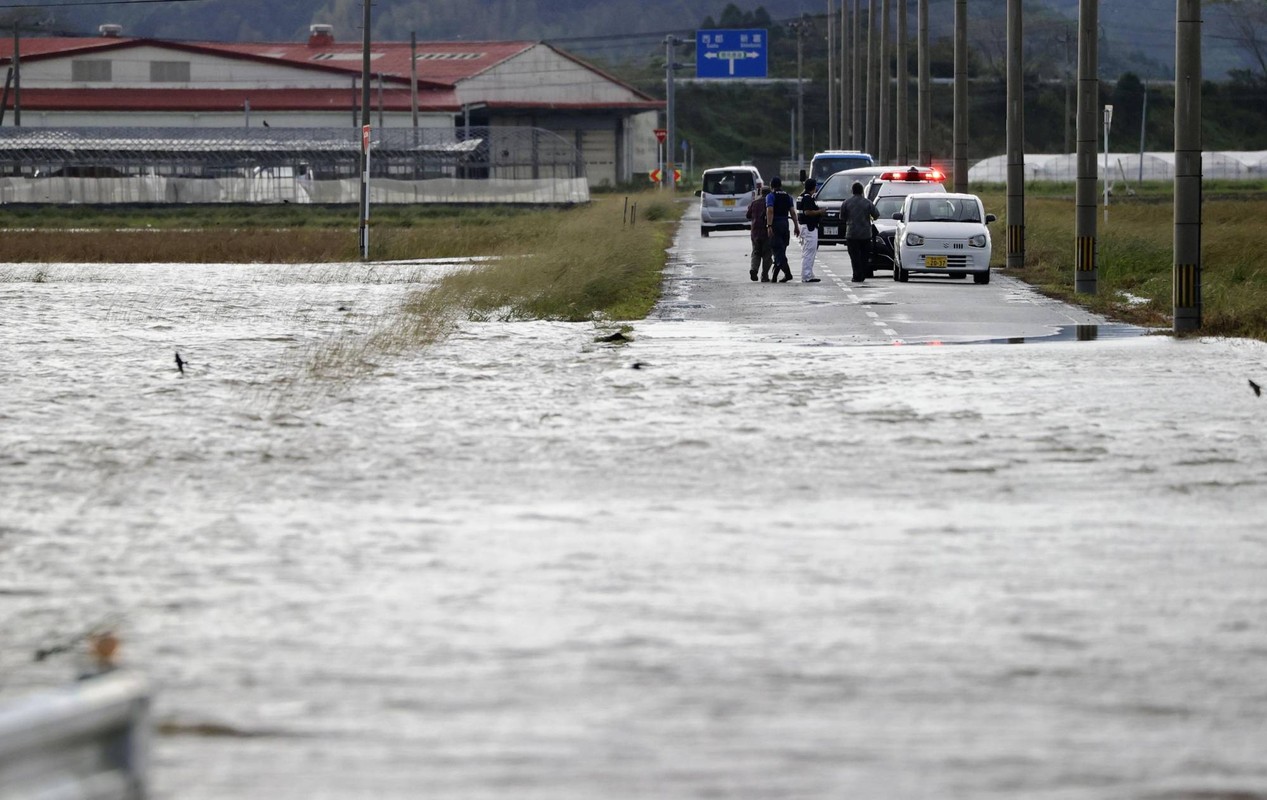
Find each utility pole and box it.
[1174,0,1202,332]
[866,0,878,156]
[665,35,679,190]
[841,0,849,148]
[879,0,891,163]
[853,0,863,149]
[1075,0,1098,294]
[359,0,372,260]
[11,24,20,126]
[917,0,930,165]
[953,0,968,192]
[896,0,908,164]
[828,0,836,149]
[410,32,419,129]
[792,19,806,169]
[1006,0,1025,269]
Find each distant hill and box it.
[7,0,1254,80]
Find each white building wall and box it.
[21,46,364,89]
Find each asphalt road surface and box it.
[661,203,1128,344]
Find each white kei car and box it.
[892,192,997,284]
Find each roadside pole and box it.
[358,0,371,260]
[879,0,891,163]
[1006,0,1025,269]
[828,0,836,149]
[853,0,864,149]
[841,0,849,148]
[866,0,878,156]
[665,35,678,192]
[953,0,967,192]
[1075,0,1098,294]
[895,0,908,164]
[1174,0,1202,332]
[917,0,930,165]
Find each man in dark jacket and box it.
[746,186,774,281]
[842,181,879,283]
[764,176,799,283]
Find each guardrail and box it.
[0,671,151,800]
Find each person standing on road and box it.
[842,181,879,283]
[796,178,824,283]
[765,176,799,283]
[746,185,774,282]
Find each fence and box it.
[0,672,151,800]
[0,126,589,204]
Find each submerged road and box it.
[661,203,1123,343]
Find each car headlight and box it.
[905,232,924,246]
[968,233,988,248]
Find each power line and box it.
[0,0,210,8]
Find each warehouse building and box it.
[0,24,662,193]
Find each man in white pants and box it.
[796,178,824,283]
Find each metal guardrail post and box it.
[0,671,151,800]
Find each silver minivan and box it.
[696,165,763,237]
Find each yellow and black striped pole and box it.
[1174,0,1202,332]
[1074,0,1098,294]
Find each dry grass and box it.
[977,187,1267,340]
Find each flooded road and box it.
[3,213,1267,799]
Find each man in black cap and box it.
[764,176,799,283]
[796,177,824,282]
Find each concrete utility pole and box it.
[828,0,836,149]
[1006,0,1025,269]
[1174,0,1202,331]
[794,19,806,168]
[841,0,849,148]
[1075,0,1099,294]
[410,32,419,129]
[666,35,679,190]
[853,0,864,149]
[953,0,968,191]
[879,0,891,163]
[918,0,930,165]
[359,0,372,260]
[11,24,20,126]
[896,0,908,163]
[866,0,879,155]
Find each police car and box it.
[816,166,947,273]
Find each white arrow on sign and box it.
[704,49,761,75]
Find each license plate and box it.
[722,199,736,207]
[823,226,838,236]
[924,255,948,267]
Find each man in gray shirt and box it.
[842,181,879,283]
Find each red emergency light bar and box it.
[881,167,946,182]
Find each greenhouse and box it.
[969,151,1267,183]
[0,126,589,204]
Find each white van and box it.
[696,165,763,237]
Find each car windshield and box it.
[907,197,982,223]
[810,155,872,183]
[875,196,906,219]
[702,171,754,195]
[814,176,855,201]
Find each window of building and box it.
[150,61,191,82]
[71,60,112,82]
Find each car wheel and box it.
[701,227,710,237]
[973,270,990,285]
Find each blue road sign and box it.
[696,29,768,79]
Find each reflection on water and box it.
[993,323,1156,345]
[2,261,1267,799]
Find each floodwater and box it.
[2,251,1267,799]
